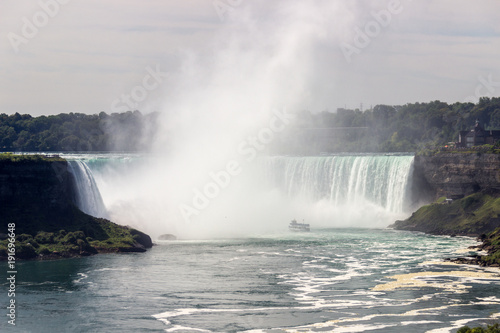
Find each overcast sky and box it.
[1,0,499,116]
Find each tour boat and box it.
[289,219,310,232]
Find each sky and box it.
[0,0,499,116]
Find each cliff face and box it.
[0,158,75,208]
[413,152,500,200]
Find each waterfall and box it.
[67,160,108,218]
[61,154,414,235]
[263,154,414,214]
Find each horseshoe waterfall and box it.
[263,154,414,214]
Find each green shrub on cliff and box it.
[35,231,54,244]
[1,204,152,260]
[0,152,65,162]
[16,242,37,259]
[435,196,446,204]
[462,195,479,210]
[0,223,152,259]
[480,228,500,266]
[392,193,500,236]
[458,323,500,333]
[17,233,34,242]
[88,221,152,251]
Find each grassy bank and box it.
[480,227,500,266]
[0,204,153,260]
[0,152,66,162]
[458,323,500,333]
[392,192,500,236]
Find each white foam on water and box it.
[73,272,89,284]
[165,326,212,333]
[372,270,500,293]
[152,270,500,333]
[146,230,497,332]
[331,324,399,332]
[401,320,443,326]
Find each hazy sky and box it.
[1,0,499,116]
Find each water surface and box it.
[2,229,499,332]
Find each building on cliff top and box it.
[457,120,500,148]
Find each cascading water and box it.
[263,154,414,214]
[64,154,415,237]
[67,160,108,219]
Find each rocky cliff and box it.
[0,154,152,259]
[413,152,500,201]
[0,155,74,210]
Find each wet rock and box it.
[158,234,177,241]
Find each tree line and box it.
[272,97,500,154]
[0,111,159,152]
[2,97,500,153]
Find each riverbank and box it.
[445,228,500,267]
[390,192,500,266]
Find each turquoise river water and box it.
[2,229,500,332]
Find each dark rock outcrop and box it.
[445,228,500,267]
[129,228,154,248]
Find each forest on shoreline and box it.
[1,97,500,153]
[285,97,500,154]
[0,110,159,152]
